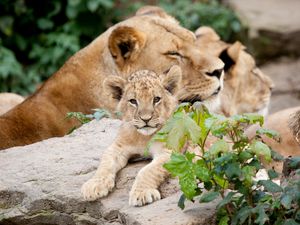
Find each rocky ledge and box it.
[0,119,217,225]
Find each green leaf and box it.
[283,219,299,225]
[37,18,54,30]
[248,158,262,170]
[289,156,300,168]
[256,128,281,142]
[92,109,111,120]
[194,165,210,182]
[164,153,190,177]
[87,0,101,12]
[280,194,293,209]
[267,169,279,179]
[243,113,264,126]
[161,111,201,151]
[258,180,282,193]
[231,206,252,225]
[204,181,213,190]
[270,149,284,161]
[199,191,219,203]
[178,194,186,210]
[239,150,253,161]
[191,104,211,142]
[213,174,228,188]
[225,162,241,179]
[65,112,92,124]
[241,166,256,186]
[217,191,237,210]
[254,205,269,225]
[0,16,14,36]
[206,139,229,158]
[250,140,271,162]
[218,215,229,225]
[179,173,197,200]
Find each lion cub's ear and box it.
[108,26,146,70]
[162,65,182,95]
[103,76,126,101]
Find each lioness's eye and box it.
[153,96,161,104]
[166,51,183,57]
[129,99,138,106]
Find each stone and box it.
[226,0,300,62]
[260,58,300,113]
[0,119,217,225]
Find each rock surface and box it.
[0,119,217,225]
[226,0,300,61]
[261,58,300,113]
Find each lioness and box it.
[81,66,182,206]
[0,7,224,150]
[195,27,274,117]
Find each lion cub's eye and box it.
[153,96,161,104]
[129,99,138,106]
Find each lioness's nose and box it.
[206,68,224,79]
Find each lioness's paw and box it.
[129,188,161,206]
[81,176,114,201]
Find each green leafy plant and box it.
[151,103,299,225]
[65,108,113,133]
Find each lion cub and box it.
[81,65,181,206]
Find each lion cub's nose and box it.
[140,115,152,124]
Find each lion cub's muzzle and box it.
[134,117,161,136]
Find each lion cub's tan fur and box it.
[81,66,181,206]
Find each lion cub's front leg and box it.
[81,142,129,201]
[81,126,144,201]
[129,142,171,206]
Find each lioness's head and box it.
[195,26,273,116]
[104,65,181,136]
[98,7,224,112]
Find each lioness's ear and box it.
[227,41,244,62]
[103,76,126,101]
[195,26,220,41]
[219,41,244,72]
[163,65,182,94]
[219,48,235,72]
[108,26,146,70]
[135,6,179,24]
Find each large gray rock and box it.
[261,58,300,113]
[226,0,300,61]
[0,119,216,225]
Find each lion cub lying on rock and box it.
[81,65,181,206]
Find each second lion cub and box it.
[81,65,181,206]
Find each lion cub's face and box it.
[104,65,181,136]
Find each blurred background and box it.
[0,0,299,113]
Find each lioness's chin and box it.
[202,95,221,113]
[137,127,158,136]
[257,105,269,117]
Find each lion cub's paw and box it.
[81,176,114,201]
[129,188,161,206]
